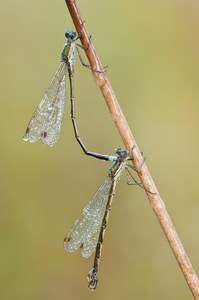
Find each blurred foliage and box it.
[1,0,199,299]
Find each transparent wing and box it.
[64,176,112,258]
[23,62,67,147]
[67,42,76,66]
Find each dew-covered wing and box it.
[64,176,112,258]
[23,62,67,147]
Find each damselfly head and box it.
[115,148,128,160]
[65,30,79,42]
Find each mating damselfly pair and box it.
[23,30,140,290]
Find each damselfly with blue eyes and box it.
[23,30,80,146]
[63,148,136,291]
[23,30,110,162]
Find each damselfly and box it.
[64,148,133,291]
[23,30,110,162]
[23,31,80,146]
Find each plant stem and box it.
[65,0,199,298]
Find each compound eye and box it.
[65,30,70,38]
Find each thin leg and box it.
[76,45,108,73]
[126,165,156,195]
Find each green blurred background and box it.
[1,0,199,299]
